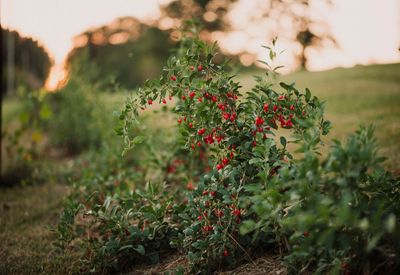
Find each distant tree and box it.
[1,28,52,95]
[160,0,336,70]
[67,17,175,89]
[160,0,237,32]
[265,0,336,69]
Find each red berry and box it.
[252,140,257,147]
[170,75,177,81]
[198,215,203,220]
[178,118,182,124]
[197,141,202,147]
[182,95,186,100]
[255,116,264,126]
[197,65,203,72]
[169,96,173,100]
[189,66,194,71]
[162,98,167,104]
[223,249,229,257]
[148,99,153,105]
[189,91,196,98]
[191,144,195,150]
[198,97,203,102]
[303,231,310,237]
[186,182,194,190]
[263,103,269,112]
[210,191,216,197]
[340,262,349,270]
[232,209,241,216]
[290,104,295,110]
[198,128,206,135]
[216,164,224,170]
[223,113,230,120]
[222,158,229,165]
[188,122,193,128]
[211,95,217,103]
[278,95,285,101]
[202,190,209,196]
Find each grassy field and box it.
[1,63,399,274]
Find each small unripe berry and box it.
[186,182,194,190]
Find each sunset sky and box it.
[2,0,399,88]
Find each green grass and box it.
[0,181,83,274]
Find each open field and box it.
[1,63,399,273]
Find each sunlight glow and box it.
[2,0,399,89]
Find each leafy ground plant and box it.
[56,25,399,274]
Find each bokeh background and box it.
[1,0,400,273]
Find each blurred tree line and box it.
[67,0,335,89]
[67,18,175,90]
[1,28,52,95]
[1,0,336,93]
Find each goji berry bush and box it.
[56,25,400,274]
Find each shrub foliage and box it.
[56,26,400,274]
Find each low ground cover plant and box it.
[56,25,400,274]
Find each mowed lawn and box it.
[0,63,399,274]
[238,63,400,173]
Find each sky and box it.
[2,0,399,88]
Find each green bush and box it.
[56,26,400,273]
[242,126,400,274]
[1,88,51,186]
[48,56,112,155]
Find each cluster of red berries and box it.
[202,225,213,233]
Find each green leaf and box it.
[119,245,133,252]
[133,244,145,255]
[280,136,287,147]
[132,136,145,144]
[305,88,311,102]
[249,158,263,165]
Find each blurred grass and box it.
[237,63,400,172]
[0,181,83,274]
